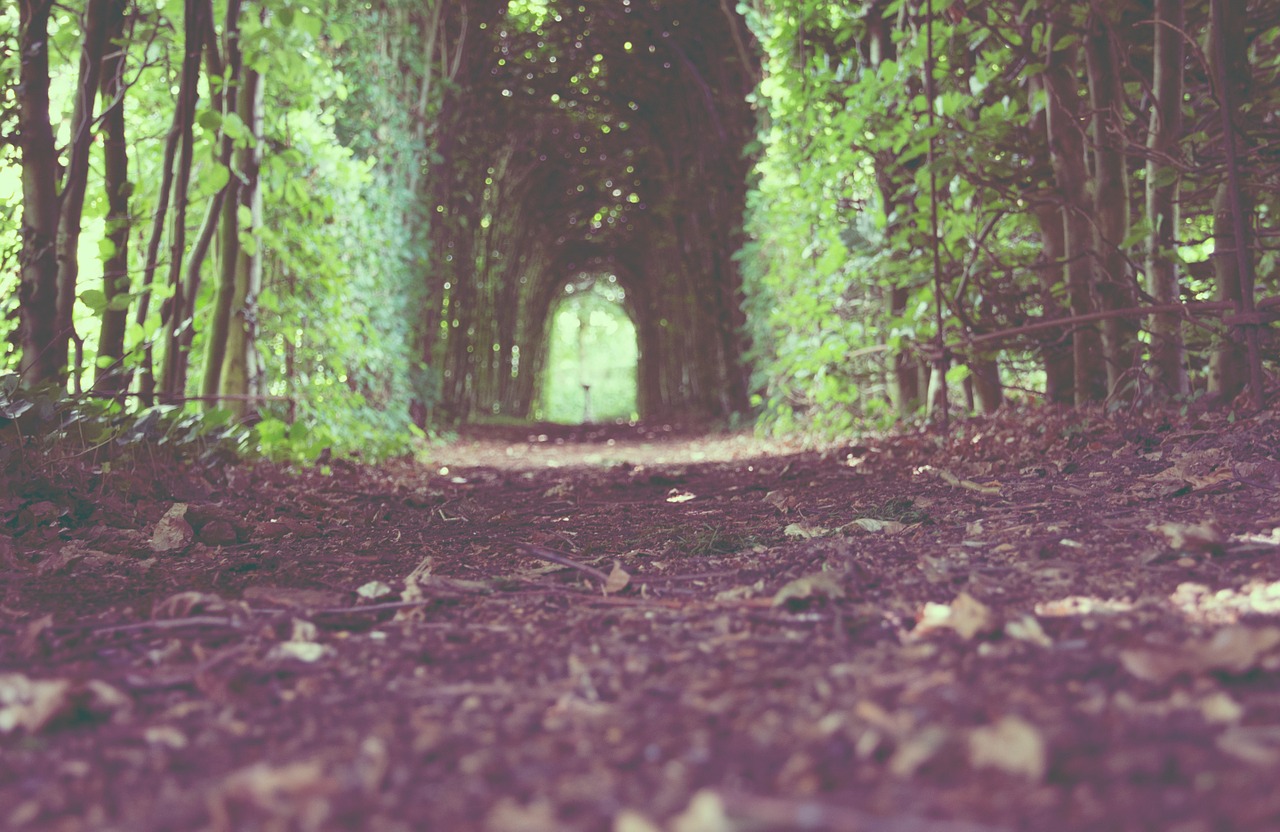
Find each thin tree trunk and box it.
[1043,23,1107,405]
[1026,74,1074,404]
[170,0,239,400]
[1033,202,1075,404]
[203,0,248,401]
[134,112,183,405]
[1084,10,1136,396]
[95,0,132,399]
[53,0,112,390]
[1145,0,1188,397]
[1207,0,1252,400]
[160,0,210,402]
[16,0,61,384]
[218,64,265,417]
[866,0,919,417]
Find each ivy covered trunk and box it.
[95,0,132,399]
[1084,9,1136,397]
[16,0,61,385]
[1145,0,1188,398]
[1042,23,1106,405]
[217,65,265,417]
[1207,0,1252,401]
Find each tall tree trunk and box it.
[1145,0,1188,397]
[1042,23,1107,405]
[54,0,112,390]
[1084,10,1136,396]
[203,0,248,401]
[159,0,210,402]
[1207,0,1252,400]
[95,0,132,399]
[134,94,186,405]
[1026,75,1074,404]
[173,0,239,402]
[865,0,920,417]
[1032,201,1075,404]
[16,0,61,385]
[217,65,266,417]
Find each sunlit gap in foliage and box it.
[536,276,638,424]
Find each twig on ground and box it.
[713,790,1014,832]
[515,542,611,583]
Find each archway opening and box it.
[536,276,639,424]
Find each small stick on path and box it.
[515,542,611,584]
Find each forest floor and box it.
[3,404,1280,832]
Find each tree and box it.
[1146,0,1188,397]
[15,0,60,384]
[94,0,133,399]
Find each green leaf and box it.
[80,289,107,313]
[197,109,223,131]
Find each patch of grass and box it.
[674,523,755,557]
[856,497,931,525]
[633,523,755,557]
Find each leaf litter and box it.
[1,408,1280,830]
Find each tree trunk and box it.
[1207,0,1252,401]
[53,0,112,390]
[1042,24,1107,405]
[94,0,132,399]
[217,65,266,417]
[1025,74,1074,405]
[16,0,61,385]
[202,0,247,401]
[1032,202,1075,404]
[173,0,239,404]
[1084,10,1136,396]
[969,356,1003,414]
[865,0,919,418]
[1145,0,1188,397]
[160,0,210,402]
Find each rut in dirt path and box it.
[3,410,1280,832]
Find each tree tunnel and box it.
[536,274,639,424]
[415,0,758,423]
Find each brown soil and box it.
[3,407,1280,832]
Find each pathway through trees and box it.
[3,409,1280,831]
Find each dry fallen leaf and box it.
[763,490,797,513]
[783,522,829,540]
[1217,725,1280,766]
[613,809,664,832]
[266,641,333,663]
[670,790,733,832]
[0,673,130,734]
[242,585,347,610]
[916,592,998,640]
[1120,625,1280,684]
[356,580,393,600]
[484,797,560,832]
[152,591,247,621]
[772,572,846,606]
[1005,614,1053,648]
[968,715,1048,780]
[1151,521,1226,556]
[888,725,949,778]
[604,561,631,594]
[150,503,193,552]
[210,760,338,832]
[0,674,71,734]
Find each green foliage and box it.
[0,0,432,461]
[537,280,639,423]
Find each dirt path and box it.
[3,410,1280,831]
